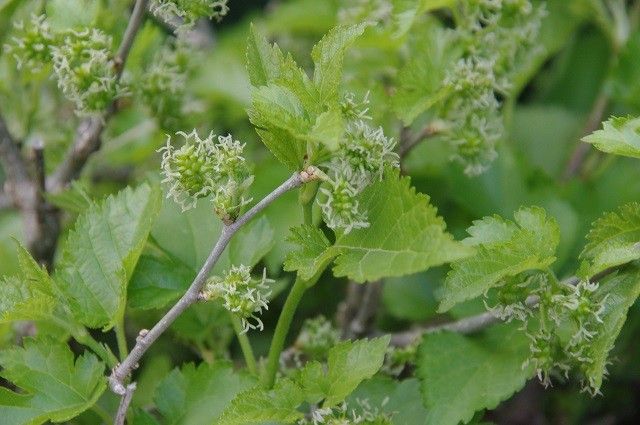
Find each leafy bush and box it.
[1,0,640,424]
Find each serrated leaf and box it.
[311,23,367,103]
[392,22,457,124]
[217,379,305,425]
[154,362,254,425]
[323,336,390,406]
[585,270,640,391]
[283,225,335,281]
[439,206,559,312]
[294,337,391,408]
[246,24,285,87]
[0,338,106,425]
[579,202,640,278]
[416,324,532,425]
[332,172,471,282]
[56,183,162,329]
[248,84,310,170]
[0,245,65,325]
[582,115,640,158]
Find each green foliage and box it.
[584,269,640,392]
[416,324,533,425]
[0,338,105,425]
[579,202,640,278]
[332,172,471,282]
[439,206,560,312]
[582,115,640,158]
[154,362,254,425]
[56,183,162,329]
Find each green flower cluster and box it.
[202,265,272,333]
[294,315,340,360]
[5,15,125,115]
[138,42,190,130]
[51,29,124,115]
[487,273,608,393]
[151,0,229,32]
[382,344,417,377]
[441,0,544,175]
[159,130,253,219]
[319,93,398,234]
[4,14,54,73]
[300,399,393,425]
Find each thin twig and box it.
[562,91,609,181]
[398,122,443,160]
[336,281,382,339]
[47,0,149,193]
[114,383,136,425]
[390,271,613,348]
[109,170,314,395]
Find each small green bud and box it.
[318,173,369,234]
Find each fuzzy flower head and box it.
[159,130,253,218]
[51,28,124,115]
[339,120,399,182]
[319,172,369,234]
[202,265,273,333]
[300,399,393,425]
[4,14,55,73]
[139,43,189,130]
[341,92,372,121]
[525,330,571,388]
[294,315,340,360]
[151,0,229,33]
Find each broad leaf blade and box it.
[0,338,106,425]
[439,206,559,312]
[333,172,471,282]
[154,362,254,425]
[585,269,640,392]
[56,183,162,329]
[283,225,335,281]
[582,115,640,158]
[416,324,532,425]
[311,23,367,103]
[579,202,640,278]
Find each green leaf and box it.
[392,22,457,125]
[579,202,640,278]
[311,23,367,103]
[347,377,428,425]
[439,206,559,312]
[332,172,471,282]
[283,225,335,281]
[585,269,640,391]
[416,324,533,425]
[154,362,255,425]
[217,379,305,425]
[45,0,100,31]
[56,183,162,329]
[582,115,640,158]
[322,336,390,406]
[248,84,310,170]
[246,24,285,87]
[295,336,390,407]
[0,338,106,425]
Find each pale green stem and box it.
[230,314,258,375]
[115,317,129,362]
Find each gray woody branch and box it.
[109,169,318,397]
[47,0,149,194]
